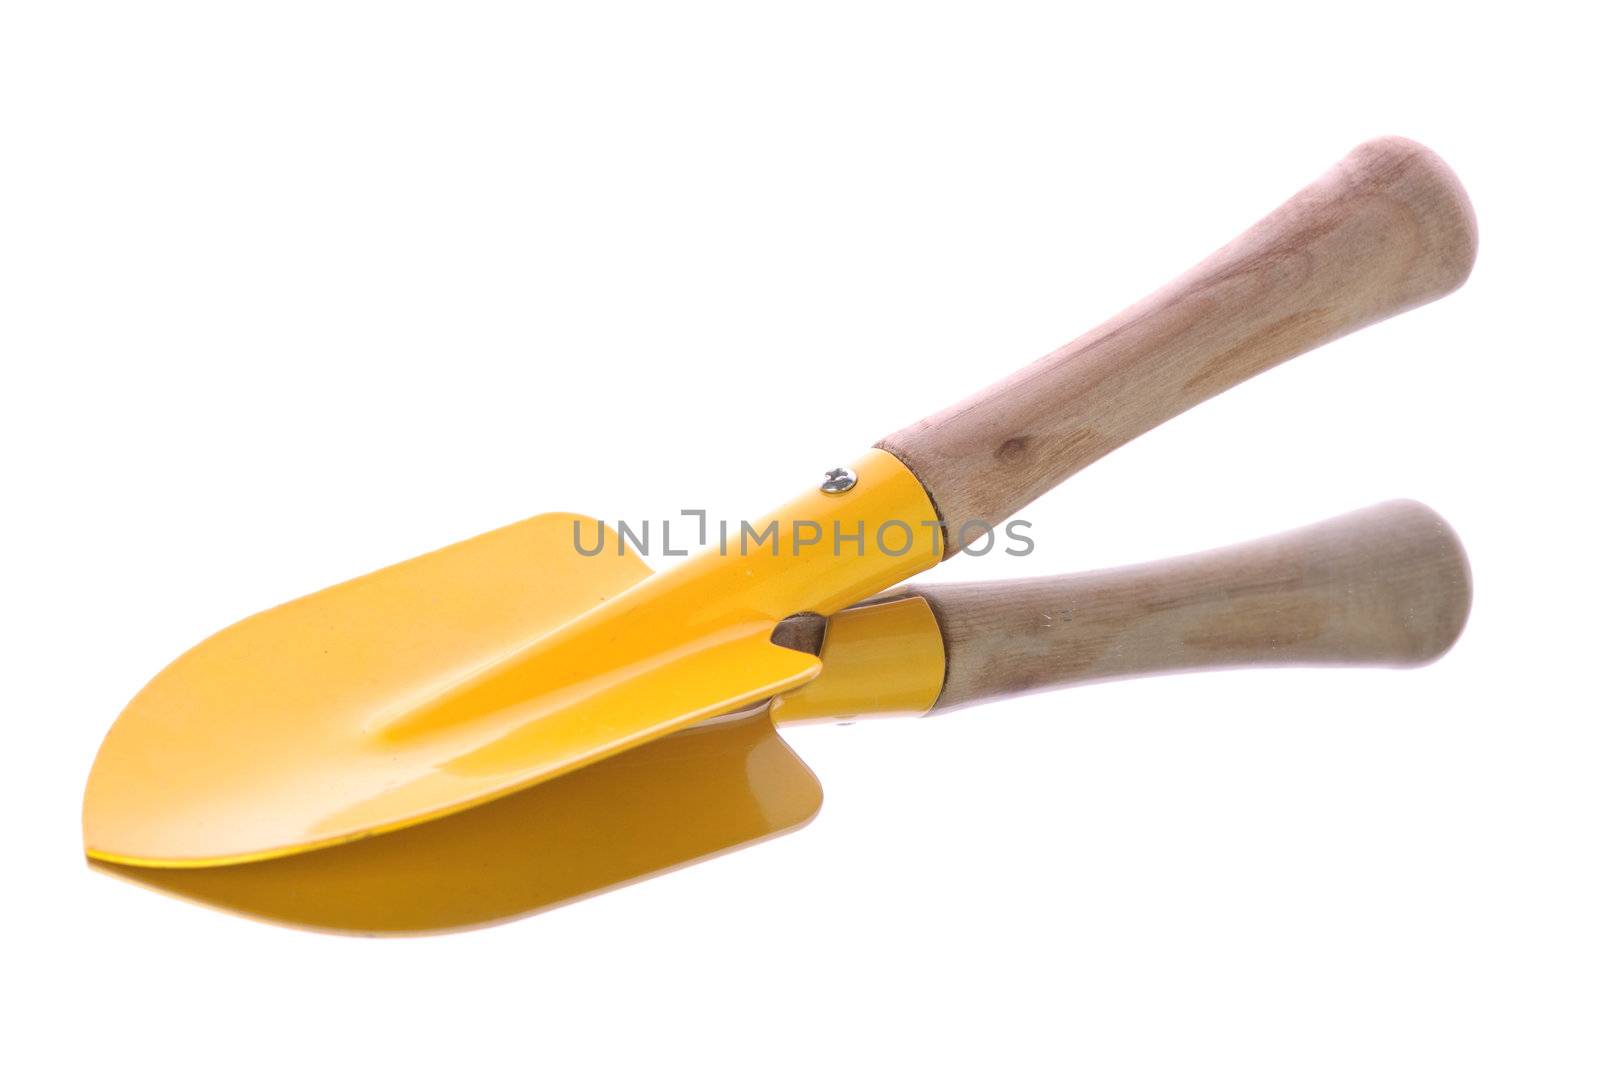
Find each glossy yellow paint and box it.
[84,448,942,867]
[88,590,949,935]
[91,709,821,936]
[770,595,945,725]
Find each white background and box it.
[4,2,1596,1063]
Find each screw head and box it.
[820,467,858,494]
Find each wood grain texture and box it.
[769,612,827,656]
[901,501,1470,712]
[877,137,1477,553]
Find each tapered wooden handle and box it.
[904,501,1470,712]
[878,138,1476,553]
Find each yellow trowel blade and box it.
[89,709,822,935]
[84,512,658,867]
[85,448,941,868]
[88,596,945,935]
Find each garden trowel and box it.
[83,137,1476,869]
[92,500,1470,933]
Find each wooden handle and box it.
[902,500,1471,712]
[878,138,1476,553]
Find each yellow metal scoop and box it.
[93,709,826,934]
[84,453,939,868]
[91,501,1470,934]
[84,138,1477,868]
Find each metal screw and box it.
[820,467,857,494]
